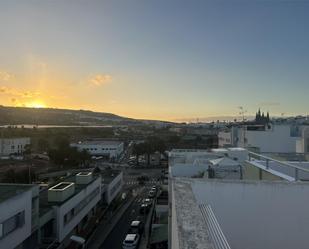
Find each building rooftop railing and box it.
[248,151,309,181]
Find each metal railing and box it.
[248,151,309,181]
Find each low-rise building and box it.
[0,137,30,157]
[100,169,123,204]
[39,172,102,246]
[218,124,309,153]
[70,140,124,159]
[0,184,39,249]
[169,148,309,249]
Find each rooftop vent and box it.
[76,172,93,185]
[48,182,75,202]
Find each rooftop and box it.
[0,184,33,204]
[172,177,309,249]
[39,174,99,216]
[72,140,123,146]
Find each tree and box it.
[38,138,50,152]
[2,168,36,184]
[132,143,145,166]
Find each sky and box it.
[0,0,309,122]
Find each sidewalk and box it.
[86,193,139,249]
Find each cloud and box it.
[0,86,41,98]
[0,71,13,81]
[90,74,112,86]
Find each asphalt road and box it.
[100,187,150,249]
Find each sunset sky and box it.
[0,0,309,122]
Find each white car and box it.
[122,234,140,249]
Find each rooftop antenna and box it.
[238,106,247,147]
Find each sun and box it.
[26,101,47,108]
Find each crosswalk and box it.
[125,180,160,185]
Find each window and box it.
[0,211,25,239]
[63,187,100,226]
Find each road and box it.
[100,187,150,249]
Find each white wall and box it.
[55,177,101,242]
[218,131,232,147]
[71,142,124,158]
[0,137,30,156]
[0,189,32,249]
[170,164,209,177]
[192,180,309,249]
[238,125,299,153]
[106,172,123,204]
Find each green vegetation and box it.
[48,136,91,168]
[132,137,167,165]
[2,168,36,184]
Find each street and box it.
[100,187,150,249]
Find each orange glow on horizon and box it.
[25,101,47,109]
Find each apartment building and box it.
[39,172,102,245]
[0,184,39,249]
[218,124,309,153]
[0,137,30,157]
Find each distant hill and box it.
[0,106,141,126]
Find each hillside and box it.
[0,106,140,126]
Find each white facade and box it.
[219,125,309,153]
[106,172,123,204]
[296,127,309,153]
[71,140,124,158]
[0,184,36,249]
[0,137,30,156]
[52,176,101,242]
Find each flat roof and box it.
[0,184,33,204]
[173,178,309,249]
[39,174,99,216]
[172,179,215,249]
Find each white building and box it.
[171,178,309,249]
[100,169,123,204]
[39,172,102,244]
[0,137,30,157]
[70,140,124,159]
[169,148,247,179]
[218,124,309,153]
[0,184,39,249]
[169,149,309,249]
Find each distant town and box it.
[0,106,309,249]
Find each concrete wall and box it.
[170,182,180,249]
[106,172,123,204]
[218,131,232,147]
[192,180,309,249]
[243,161,283,181]
[0,189,32,249]
[55,177,101,242]
[170,164,209,177]
[238,125,299,153]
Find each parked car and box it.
[122,234,140,249]
[129,220,144,235]
[139,199,152,214]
